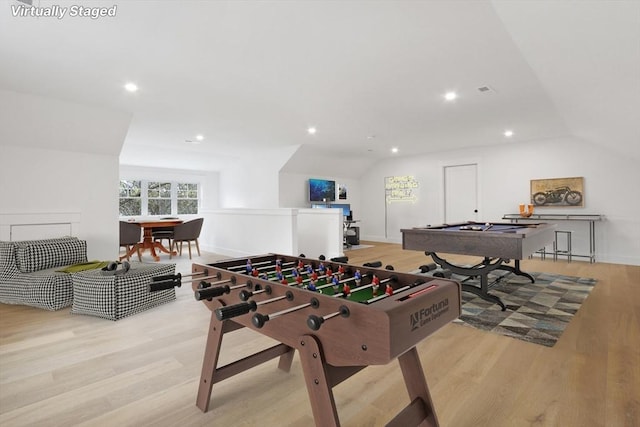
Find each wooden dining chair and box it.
[170,218,204,259]
[119,221,142,261]
[152,226,175,249]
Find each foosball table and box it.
[153,254,461,426]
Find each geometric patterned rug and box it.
[451,272,597,347]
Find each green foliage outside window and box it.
[177,183,199,214]
[119,180,142,215]
[119,180,198,216]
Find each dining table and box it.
[124,218,183,262]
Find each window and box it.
[148,181,172,216]
[119,180,199,216]
[177,183,199,214]
[119,180,142,216]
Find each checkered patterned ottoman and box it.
[71,263,176,320]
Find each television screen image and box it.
[309,179,336,202]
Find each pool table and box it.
[401,222,555,310]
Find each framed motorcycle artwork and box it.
[530,177,585,207]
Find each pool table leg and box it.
[497,260,535,283]
[427,253,507,311]
[462,277,506,311]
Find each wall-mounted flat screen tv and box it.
[309,179,336,202]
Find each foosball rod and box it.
[215,289,293,321]
[365,280,425,304]
[194,279,245,301]
[151,270,207,282]
[315,271,374,291]
[300,273,331,284]
[259,264,334,283]
[151,271,220,292]
[252,261,296,272]
[238,286,270,301]
[181,272,225,284]
[149,279,181,292]
[252,297,319,328]
[226,260,274,271]
[307,305,350,331]
[331,275,396,298]
[197,275,238,287]
[245,263,299,279]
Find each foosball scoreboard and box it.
[159,254,462,426]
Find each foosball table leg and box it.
[277,345,295,372]
[298,334,341,427]
[196,313,225,412]
[389,347,439,427]
[196,314,297,413]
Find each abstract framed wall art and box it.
[530,177,584,207]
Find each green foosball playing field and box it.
[260,267,386,304]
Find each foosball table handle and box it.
[307,305,350,331]
[306,314,325,331]
[195,285,231,301]
[239,284,267,301]
[149,279,180,292]
[215,301,258,321]
[252,313,270,329]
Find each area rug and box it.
[435,271,596,347]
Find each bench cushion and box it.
[71,263,176,320]
[16,239,87,273]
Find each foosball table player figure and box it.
[154,254,462,426]
[371,273,380,296]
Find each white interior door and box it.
[444,163,478,223]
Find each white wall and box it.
[202,209,298,257]
[359,136,640,265]
[297,208,344,259]
[0,91,131,260]
[279,171,362,219]
[0,89,131,155]
[219,145,299,208]
[0,146,120,259]
[201,208,343,260]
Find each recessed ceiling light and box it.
[196,134,204,141]
[504,130,514,137]
[124,82,138,92]
[307,127,317,135]
[367,135,376,139]
[391,147,399,154]
[444,91,457,101]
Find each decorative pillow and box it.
[16,239,87,273]
[14,237,78,272]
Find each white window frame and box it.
[119,179,200,217]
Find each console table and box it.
[502,214,604,263]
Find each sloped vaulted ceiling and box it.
[492,0,640,160]
[0,1,638,170]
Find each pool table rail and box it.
[401,222,556,260]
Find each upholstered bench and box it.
[71,262,176,320]
[0,237,87,310]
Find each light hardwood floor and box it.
[1,243,638,427]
